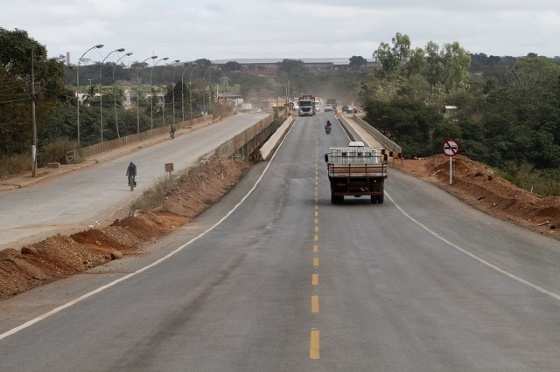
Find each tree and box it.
[425,41,445,89]
[373,42,399,74]
[391,33,411,64]
[278,59,306,76]
[405,48,426,76]
[194,58,212,68]
[223,61,242,72]
[349,56,367,70]
[441,42,471,91]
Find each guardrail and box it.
[80,115,218,158]
[212,110,288,160]
[352,115,402,157]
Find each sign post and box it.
[443,139,459,185]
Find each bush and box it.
[0,153,31,178]
[500,162,560,196]
[130,175,178,211]
[39,139,79,165]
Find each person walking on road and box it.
[126,161,137,191]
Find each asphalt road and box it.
[2,113,560,371]
[0,113,267,249]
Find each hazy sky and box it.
[1,0,559,63]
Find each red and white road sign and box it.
[443,139,459,157]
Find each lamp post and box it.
[99,48,125,147]
[181,62,196,122]
[113,52,133,138]
[171,59,180,126]
[136,56,157,135]
[76,44,104,147]
[150,57,169,129]
[160,59,177,128]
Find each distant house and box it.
[218,93,243,106]
[444,105,459,120]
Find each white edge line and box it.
[342,112,560,303]
[385,193,560,302]
[0,118,298,341]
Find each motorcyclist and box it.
[169,125,176,139]
[126,162,137,189]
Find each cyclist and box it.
[126,161,137,190]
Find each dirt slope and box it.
[0,157,249,299]
[395,155,560,238]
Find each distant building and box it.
[218,93,243,106]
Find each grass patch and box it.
[130,174,180,211]
[499,162,560,197]
[0,153,31,179]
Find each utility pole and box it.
[31,49,38,177]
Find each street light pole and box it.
[76,44,104,147]
[113,52,133,138]
[31,48,38,177]
[189,69,194,121]
[137,56,158,135]
[151,57,169,129]
[181,62,194,122]
[100,48,125,147]
[171,59,180,126]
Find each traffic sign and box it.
[443,139,459,157]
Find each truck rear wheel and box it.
[378,193,384,204]
[331,193,343,204]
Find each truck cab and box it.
[298,95,316,116]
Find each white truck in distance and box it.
[298,95,315,116]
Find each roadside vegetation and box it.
[0,29,223,178]
[361,33,560,196]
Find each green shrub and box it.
[39,139,79,165]
[0,153,31,178]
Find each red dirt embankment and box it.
[395,155,560,237]
[0,157,249,299]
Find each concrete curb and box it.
[259,116,295,160]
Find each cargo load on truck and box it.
[324,141,387,204]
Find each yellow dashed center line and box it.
[313,257,320,268]
[311,295,320,313]
[312,273,319,286]
[313,244,319,253]
[309,329,320,359]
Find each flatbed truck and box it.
[325,141,387,204]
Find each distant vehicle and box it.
[326,98,337,110]
[298,95,316,116]
[239,103,253,112]
[325,120,332,134]
[323,105,334,112]
[325,142,387,204]
[342,105,355,114]
[314,97,322,112]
